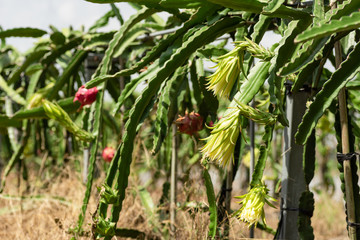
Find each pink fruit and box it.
[102,147,115,163]
[175,111,203,136]
[73,85,98,109]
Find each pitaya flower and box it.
[235,183,276,227]
[175,111,203,136]
[207,38,273,99]
[102,147,115,163]
[207,47,242,98]
[73,85,98,109]
[201,109,240,167]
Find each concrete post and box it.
[276,88,308,239]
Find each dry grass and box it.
[312,193,348,240]
[0,163,348,240]
[0,164,92,240]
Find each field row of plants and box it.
[1,0,360,239]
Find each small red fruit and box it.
[102,147,115,163]
[73,85,98,109]
[175,111,203,136]
[208,120,214,128]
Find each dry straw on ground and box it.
[0,163,347,240]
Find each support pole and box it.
[249,99,255,238]
[82,148,90,184]
[5,96,18,150]
[335,39,357,240]
[277,88,307,240]
[224,164,233,237]
[0,135,2,184]
[170,124,178,237]
[82,53,100,183]
[330,1,356,238]
[119,57,126,119]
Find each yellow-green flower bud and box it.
[42,99,95,142]
[235,100,277,125]
[27,93,44,109]
[206,46,243,98]
[235,183,276,227]
[206,38,273,99]
[201,109,240,167]
[234,37,274,61]
[27,83,55,109]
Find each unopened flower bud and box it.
[42,99,95,142]
[207,47,243,98]
[235,183,276,227]
[102,147,115,163]
[27,83,55,109]
[201,109,240,167]
[27,93,45,109]
[235,100,276,125]
[234,37,274,61]
[73,85,98,109]
[207,38,273,99]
